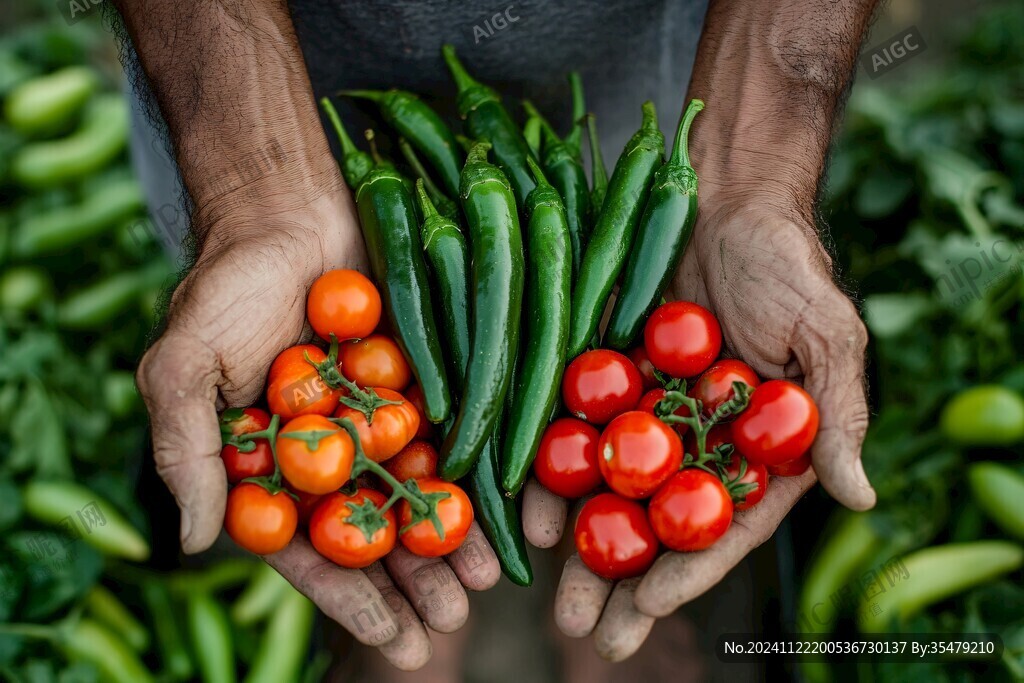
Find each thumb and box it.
[137,329,227,553]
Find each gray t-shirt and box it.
[129,0,708,255]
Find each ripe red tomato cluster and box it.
[219,269,473,567]
[538,301,818,580]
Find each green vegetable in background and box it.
[0,266,52,315]
[968,462,1024,541]
[940,385,1024,446]
[62,618,155,683]
[22,480,150,561]
[242,587,314,683]
[231,563,291,626]
[4,66,98,136]
[187,592,236,683]
[142,580,194,682]
[55,261,170,330]
[84,584,149,652]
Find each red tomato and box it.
[767,452,813,477]
[404,383,433,439]
[627,346,660,391]
[307,269,381,342]
[266,345,341,420]
[335,388,420,462]
[683,423,733,458]
[562,350,643,424]
[598,411,684,499]
[722,458,768,511]
[648,469,733,552]
[732,380,819,466]
[398,479,473,557]
[691,359,760,416]
[574,493,659,580]
[220,408,275,483]
[644,301,722,378]
[340,334,412,392]
[276,415,354,494]
[309,488,397,568]
[224,483,297,555]
[636,388,690,436]
[384,440,439,484]
[533,418,602,498]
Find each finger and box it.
[446,522,501,591]
[523,478,567,548]
[635,470,815,617]
[793,290,876,510]
[362,561,433,671]
[554,553,613,638]
[592,578,655,662]
[263,535,398,646]
[385,545,469,633]
[136,330,226,554]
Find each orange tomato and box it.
[398,478,473,557]
[276,415,354,494]
[224,483,297,555]
[340,334,412,391]
[384,440,439,484]
[309,488,397,568]
[307,269,381,342]
[334,388,420,462]
[266,345,341,419]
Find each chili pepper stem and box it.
[586,114,608,206]
[401,139,451,213]
[337,89,385,102]
[441,44,480,92]
[565,72,586,154]
[320,97,359,156]
[639,101,659,133]
[669,99,705,167]
[465,140,492,164]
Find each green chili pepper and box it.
[231,562,291,626]
[501,158,571,495]
[586,113,609,216]
[442,44,536,207]
[858,541,1023,632]
[168,559,256,595]
[606,99,704,348]
[340,89,463,198]
[84,585,150,653]
[968,462,1024,540]
[242,587,314,683]
[523,115,542,160]
[400,138,459,221]
[563,72,586,156]
[439,142,524,480]
[187,592,236,683]
[142,580,194,682]
[522,100,591,277]
[55,261,170,330]
[4,66,98,136]
[320,97,373,188]
[350,139,451,423]
[64,618,155,683]
[566,102,664,358]
[22,480,150,561]
[13,177,144,256]
[12,94,128,189]
[417,181,470,391]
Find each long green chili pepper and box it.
[566,102,664,358]
[84,585,150,653]
[563,72,586,156]
[605,99,704,348]
[329,120,451,423]
[501,158,571,495]
[400,137,459,221]
[439,142,524,480]
[243,587,314,683]
[187,592,236,683]
[231,562,292,626]
[417,181,471,391]
[586,114,609,215]
[522,100,590,277]
[442,44,536,207]
[340,88,463,198]
[320,97,373,188]
[142,580,194,682]
[523,115,542,160]
[62,619,155,683]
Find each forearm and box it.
[111,0,341,236]
[687,0,878,215]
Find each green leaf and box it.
[853,164,914,218]
[8,382,69,478]
[6,531,103,621]
[0,477,22,532]
[863,293,936,338]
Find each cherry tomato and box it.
[335,388,420,462]
[643,301,721,378]
[307,269,381,342]
[398,478,474,557]
[627,346,660,391]
[220,408,274,483]
[266,345,341,420]
[691,359,760,416]
[636,388,690,436]
[562,349,643,424]
[340,334,412,392]
[224,483,297,555]
[404,383,433,439]
[683,423,733,458]
[276,415,354,495]
[722,458,768,511]
[533,418,602,498]
[285,483,323,525]
[767,452,812,477]
[598,411,683,498]
[384,440,439,485]
[648,469,733,552]
[574,493,659,580]
[309,488,397,568]
[732,380,819,466]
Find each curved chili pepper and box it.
[400,137,459,221]
[319,97,373,188]
[606,99,704,348]
[586,113,609,215]
[439,142,524,480]
[342,88,464,198]
[442,44,535,207]
[501,157,572,496]
[566,101,664,358]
